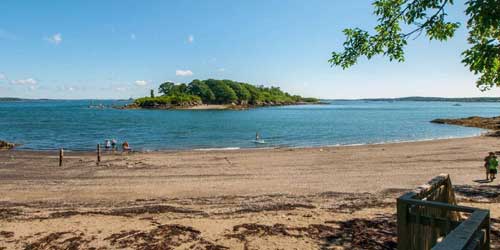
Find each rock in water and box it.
[431,116,500,130]
[0,140,16,150]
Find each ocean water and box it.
[0,100,498,151]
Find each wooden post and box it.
[97,144,101,165]
[397,194,411,250]
[59,148,64,167]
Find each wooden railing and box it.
[397,174,490,250]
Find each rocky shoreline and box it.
[431,116,500,130]
[431,116,500,137]
[119,100,328,110]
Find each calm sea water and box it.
[0,100,498,151]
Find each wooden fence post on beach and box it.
[59,148,64,167]
[397,174,490,250]
[97,144,101,165]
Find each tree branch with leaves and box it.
[330,0,499,91]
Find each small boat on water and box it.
[88,104,105,109]
[452,103,462,106]
[88,101,106,109]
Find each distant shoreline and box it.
[357,96,500,102]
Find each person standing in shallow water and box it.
[105,139,111,150]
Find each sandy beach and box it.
[1,136,499,249]
[181,104,233,110]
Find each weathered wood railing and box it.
[397,174,490,250]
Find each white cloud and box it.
[135,80,148,86]
[187,35,194,43]
[130,33,136,40]
[0,73,5,80]
[11,78,37,85]
[45,33,62,45]
[218,68,225,72]
[175,70,193,77]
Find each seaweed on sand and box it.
[47,205,207,219]
[23,231,91,250]
[104,224,228,250]
[226,215,397,250]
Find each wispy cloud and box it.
[135,80,148,86]
[130,33,136,40]
[45,33,62,45]
[11,78,37,85]
[0,73,6,81]
[175,70,193,77]
[218,68,225,72]
[187,35,194,43]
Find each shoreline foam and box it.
[7,131,488,153]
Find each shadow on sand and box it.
[454,184,499,202]
[473,179,493,184]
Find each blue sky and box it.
[1,0,499,99]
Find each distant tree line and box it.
[362,97,500,102]
[0,97,24,102]
[134,79,319,107]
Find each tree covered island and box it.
[126,79,321,110]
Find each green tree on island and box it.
[226,81,251,103]
[242,83,264,104]
[158,82,175,95]
[133,79,319,108]
[187,80,216,103]
[204,79,238,104]
[330,0,499,90]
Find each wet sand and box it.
[0,136,499,249]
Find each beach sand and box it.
[0,136,499,249]
[180,104,232,110]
